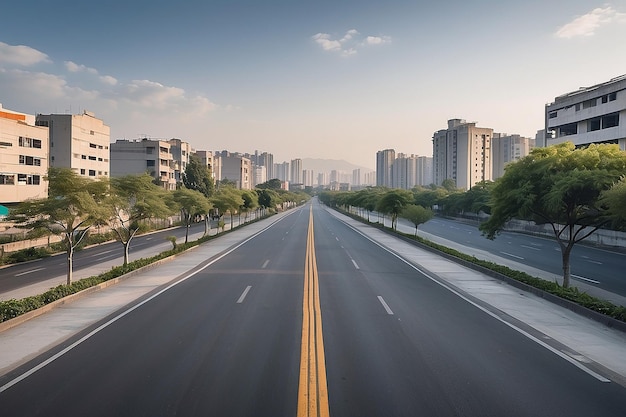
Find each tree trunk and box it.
[66,245,74,286]
[561,244,573,288]
[123,241,130,266]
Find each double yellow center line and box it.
[297,207,330,417]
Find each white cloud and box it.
[364,36,391,46]
[99,75,118,85]
[312,29,391,56]
[555,6,626,38]
[65,60,118,85]
[0,42,49,66]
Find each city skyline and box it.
[1,1,625,169]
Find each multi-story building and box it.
[364,171,376,186]
[110,138,180,190]
[249,151,274,180]
[491,133,535,179]
[290,158,303,185]
[317,172,328,187]
[36,111,110,179]
[274,161,290,182]
[432,119,493,190]
[303,170,314,187]
[416,156,433,186]
[0,104,49,204]
[545,74,626,150]
[167,138,192,184]
[376,149,395,187]
[252,165,267,186]
[195,150,216,181]
[352,169,361,187]
[214,151,251,189]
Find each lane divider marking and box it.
[297,207,330,417]
[236,286,252,304]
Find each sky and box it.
[1,0,626,170]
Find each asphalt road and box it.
[376,213,626,298]
[1,201,625,416]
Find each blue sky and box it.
[1,1,625,169]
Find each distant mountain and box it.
[302,158,373,174]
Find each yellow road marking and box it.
[297,207,330,417]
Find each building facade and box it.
[545,74,626,150]
[110,138,181,190]
[214,151,252,189]
[376,149,395,187]
[433,119,493,190]
[0,104,49,204]
[290,158,303,185]
[491,133,535,179]
[36,111,110,179]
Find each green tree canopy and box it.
[173,187,212,243]
[109,174,174,265]
[600,176,626,229]
[9,168,109,284]
[402,204,434,236]
[256,178,283,190]
[182,154,214,198]
[376,189,414,230]
[480,142,626,287]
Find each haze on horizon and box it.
[1,0,625,170]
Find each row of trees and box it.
[9,155,310,285]
[320,142,626,288]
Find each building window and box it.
[588,117,601,131]
[81,169,86,175]
[602,113,619,129]
[146,160,155,167]
[582,99,597,109]
[89,156,97,161]
[90,143,97,148]
[19,155,41,166]
[601,95,608,104]
[548,111,557,119]
[17,174,40,185]
[18,136,42,148]
[0,174,15,185]
[82,155,87,159]
[609,92,617,101]
[146,147,154,154]
[558,123,578,136]
[88,169,96,176]
[575,103,581,111]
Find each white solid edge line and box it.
[335,214,611,383]
[377,296,394,315]
[351,259,360,270]
[237,286,252,304]
[0,209,300,394]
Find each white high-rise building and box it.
[290,158,303,185]
[36,111,110,179]
[433,119,493,190]
[0,104,49,204]
[214,151,252,189]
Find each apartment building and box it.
[416,156,433,187]
[36,111,110,179]
[0,104,49,204]
[491,133,535,179]
[195,150,216,181]
[376,149,395,187]
[274,161,290,182]
[545,74,626,150]
[290,158,303,185]
[110,138,182,190]
[214,151,252,189]
[432,119,493,190]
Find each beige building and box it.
[214,151,252,189]
[433,119,493,190]
[110,138,193,190]
[36,111,109,179]
[0,104,49,204]
[195,150,216,181]
[492,133,535,179]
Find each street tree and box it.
[256,178,282,190]
[376,189,414,230]
[600,176,626,229]
[211,187,244,231]
[480,142,626,288]
[182,155,215,235]
[109,174,174,266]
[173,187,212,243]
[402,204,434,236]
[9,168,109,285]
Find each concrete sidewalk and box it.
[2,205,626,389]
